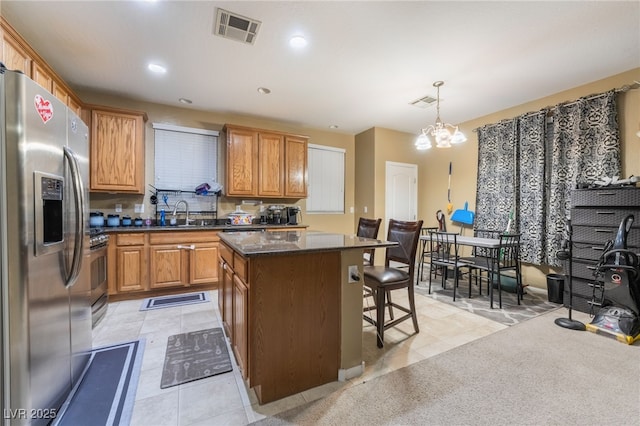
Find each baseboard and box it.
[338,361,364,381]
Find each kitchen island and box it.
[218,230,394,404]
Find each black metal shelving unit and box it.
[151,187,220,225]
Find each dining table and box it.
[419,233,506,249]
[417,231,521,302]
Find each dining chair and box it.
[416,226,439,286]
[491,233,523,308]
[459,228,501,295]
[363,218,423,348]
[470,233,523,309]
[357,217,382,266]
[428,230,473,300]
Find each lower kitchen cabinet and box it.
[109,233,147,294]
[116,246,147,293]
[108,230,219,298]
[190,243,219,284]
[218,243,249,376]
[218,241,235,342]
[232,274,248,375]
[220,259,234,339]
[149,245,186,289]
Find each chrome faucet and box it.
[173,200,192,225]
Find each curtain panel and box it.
[476,90,620,267]
[516,111,547,264]
[475,119,517,233]
[546,90,621,265]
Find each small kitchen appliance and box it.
[286,206,301,225]
[267,205,285,224]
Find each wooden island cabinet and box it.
[222,124,308,198]
[218,230,394,404]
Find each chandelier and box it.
[415,81,467,150]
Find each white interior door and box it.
[385,161,417,223]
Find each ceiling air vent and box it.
[214,8,261,45]
[410,95,437,109]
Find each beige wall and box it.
[354,128,375,225]
[418,68,640,289]
[82,67,639,289]
[79,90,356,235]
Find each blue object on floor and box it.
[53,339,145,426]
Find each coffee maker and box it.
[285,206,301,225]
[267,205,285,224]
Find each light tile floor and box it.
[92,287,508,426]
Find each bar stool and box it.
[363,219,423,348]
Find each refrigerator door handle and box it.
[63,146,86,288]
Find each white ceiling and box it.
[2,1,639,135]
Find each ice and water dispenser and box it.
[34,171,64,256]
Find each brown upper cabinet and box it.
[284,135,308,198]
[1,17,84,117]
[88,105,148,194]
[31,61,53,92]
[1,22,30,75]
[223,124,308,198]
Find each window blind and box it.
[307,144,345,213]
[153,123,219,191]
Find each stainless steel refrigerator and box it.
[0,68,92,425]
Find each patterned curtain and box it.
[475,112,547,264]
[546,90,621,266]
[516,111,547,264]
[475,119,517,233]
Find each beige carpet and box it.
[254,309,640,425]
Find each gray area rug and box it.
[254,309,640,425]
[54,339,144,426]
[140,291,210,311]
[160,328,232,389]
[415,278,560,326]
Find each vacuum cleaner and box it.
[586,214,640,344]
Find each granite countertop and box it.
[101,223,308,233]
[219,229,396,257]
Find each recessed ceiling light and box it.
[289,35,307,48]
[329,125,339,129]
[179,98,192,104]
[147,63,167,74]
[257,87,271,95]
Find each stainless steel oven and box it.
[89,229,109,327]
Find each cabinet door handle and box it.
[177,244,195,250]
[596,211,615,215]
